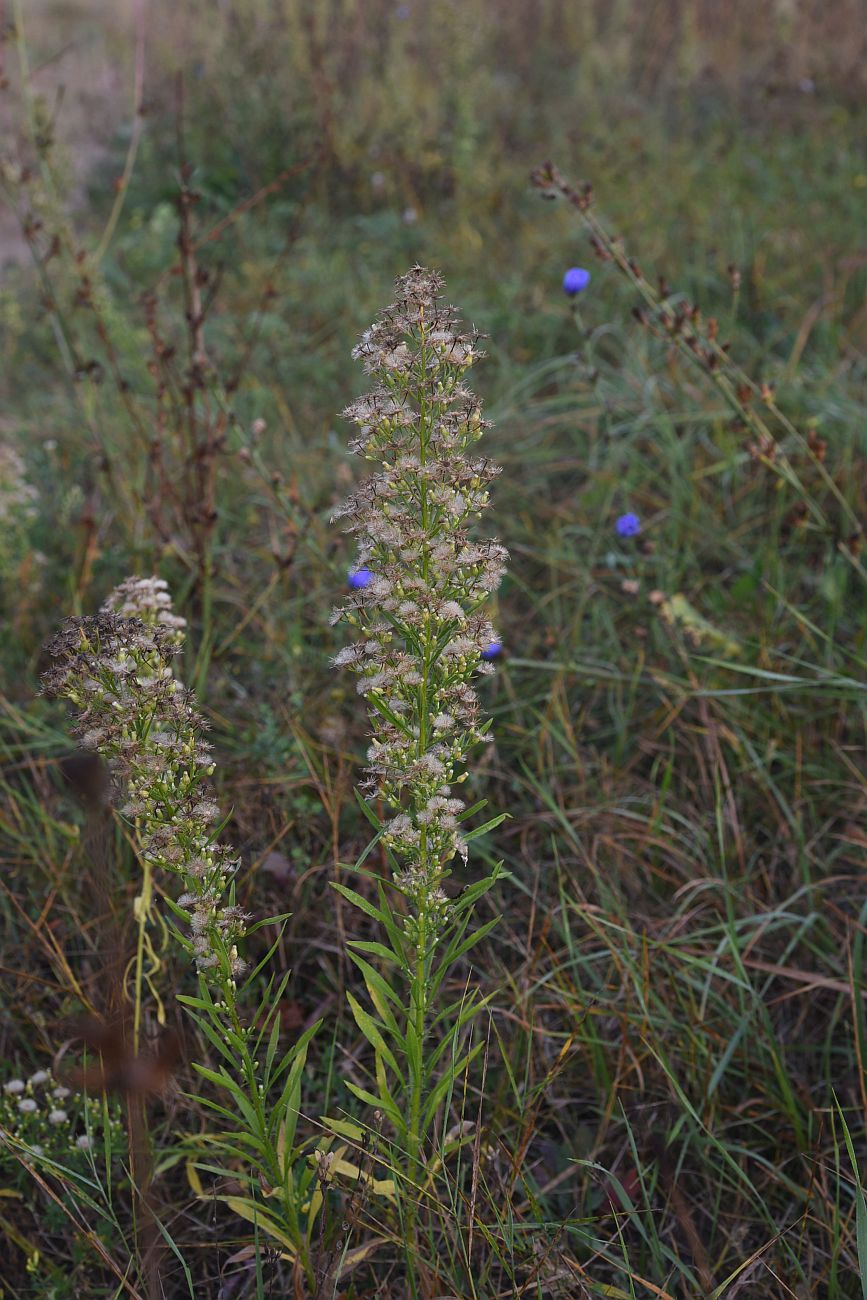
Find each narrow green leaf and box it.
[264,1015,282,1082]
[331,881,387,926]
[182,1006,245,1069]
[344,1080,402,1130]
[456,798,489,823]
[176,994,219,1013]
[346,992,405,1086]
[240,922,290,992]
[374,1052,407,1138]
[404,1015,423,1095]
[192,1064,262,1135]
[245,909,293,938]
[451,868,508,916]
[347,939,401,965]
[271,1019,322,1091]
[366,692,412,734]
[431,917,500,996]
[377,881,408,957]
[462,813,509,843]
[353,788,383,831]
[428,994,493,1069]
[191,1059,246,1098]
[422,1041,483,1135]
[181,1092,240,1124]
[835,1094,867,1300]
[347,951,403,1027]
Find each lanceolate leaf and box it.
[348,938,402,965]
[430,917,501,997]
[344,1080,403,1131]
[462,813,509,843]
[220,1198,299,1257]
[346,992,405,1086]
[331,881,389,927]
[428,995,494,1070]
[347,950,404,1026]
[422,1041,484,1135]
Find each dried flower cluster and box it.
[332,267,507,918]
[42,578,246,980]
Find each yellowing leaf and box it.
[185,1159,204,1198]
[221,1197,298,1258]
[306,1185,323,1238]
[330,1155,395,1201]
[341,1237,387,1272]
[320,1115,365,1143]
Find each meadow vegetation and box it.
[2,2,867,1296]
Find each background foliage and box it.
[2,1,867,1295]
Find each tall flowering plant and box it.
[43,577,321,1281]
[332,268,508,1207]
[43,580,248,1018]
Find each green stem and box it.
[403,315,437,1285]
[402,896,428,1295]
[408,908,427,1170]
[132,857,152,1057]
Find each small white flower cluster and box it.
[43,579,247,981]
[0,1068,121,1165]
[333,268,507,918]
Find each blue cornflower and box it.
[481,640,502,661]
[348,567,374,590]
[562,267,591,296]
[615,513,641,538]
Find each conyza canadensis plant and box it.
[331,267,509,1238]
[43,576,323,1284]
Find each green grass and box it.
[2,1,867,1295]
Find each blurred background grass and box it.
[2,1,867,1296]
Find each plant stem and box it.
[132,857,152,1058]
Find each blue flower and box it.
[562,267,591,296]
[480,640,502,661]
[348,567,374,590]
[615,513,641,538]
